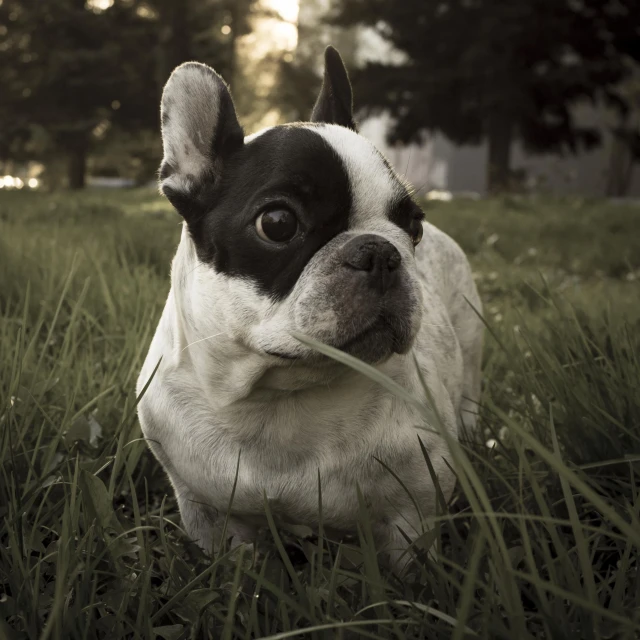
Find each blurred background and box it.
[1,0,639,198]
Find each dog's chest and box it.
[148,370,454,528]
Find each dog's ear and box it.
[310,46,357,131]
[159,62,244,218]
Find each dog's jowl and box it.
[137,46,483,570]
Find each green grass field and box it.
[1,189,639,639]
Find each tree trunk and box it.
[487,113,513,194]
[226,2,239,89]
[157,0,191,97]
[68,143,87,190]
[606,127,636,197]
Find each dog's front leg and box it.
[375,519,416,575]
[144,437,255,555]
[174,489,218,553]
[375,514,436,576]
[175,490,257,556]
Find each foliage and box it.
[330,0,640,191]
[1,190,640,638]
[274,0,359,124]
[0,0,254,188]
[0,0,159,187]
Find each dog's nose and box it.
[342,234,402,294]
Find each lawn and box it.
[0,189,639,639]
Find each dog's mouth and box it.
[265,313,412,364]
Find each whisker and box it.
[413,178,431,196]
[402,146,414,182]
[181,332,227,352]
[185,262,205,278]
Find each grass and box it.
[0,188,639,639]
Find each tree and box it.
[330,0,640,192]
[0,0,161,188]
[273,0,358,124]
[606,68,640,197]
[0,0,255,189]
[154,0,251,97]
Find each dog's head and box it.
[160,47,425,369]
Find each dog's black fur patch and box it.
[388,193,425,231]
[183,125,353,301]
[311,46,357,131]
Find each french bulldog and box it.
[137,46,483,570]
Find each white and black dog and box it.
[137,46,483,569]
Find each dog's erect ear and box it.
[159,62,244,216]
[310,46,357,131]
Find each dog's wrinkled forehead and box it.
[299,124,405,227]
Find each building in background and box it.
[295,0,640,198]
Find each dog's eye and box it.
[256,209,298,243]
[410,218,424,246]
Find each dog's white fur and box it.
[159,65,223,195]
[138,63,483,569]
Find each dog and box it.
[137,46,483,570]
